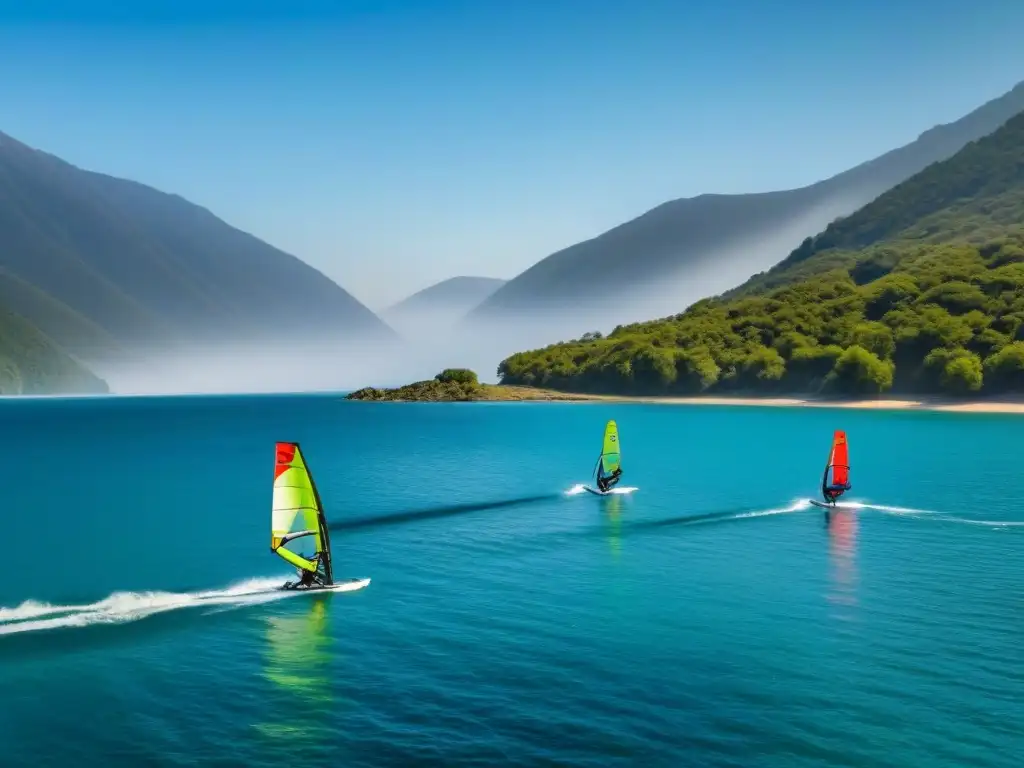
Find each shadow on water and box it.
[329,493,560,532]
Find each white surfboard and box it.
[810,500,855,511]
[283,577,372,593]
[323,577,371,592]
[584,485,639,497]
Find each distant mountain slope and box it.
[0,305,108,394]
[384,276,506,333]
[468,81,1024,330]
[0,267,121,361]
[0,131,395,362]
[497,109,1024,398]
[729,108,1024,297]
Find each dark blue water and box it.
[1,395,1021,767]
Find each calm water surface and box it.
[0,395,1021,767]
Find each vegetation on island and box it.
[346,368,599,402]
[497,110,1024,398]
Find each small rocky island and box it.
[345,368,598,402]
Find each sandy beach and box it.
[348,383,1024,413]
[585,394,1024,414]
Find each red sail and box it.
[274,441,298,481]
[829,431,849,487]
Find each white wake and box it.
[822,500,1024,529]
[0,576,365,636]
[564,483,639,496]
[732,498,812,519]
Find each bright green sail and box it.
[271,441,334,583]
[599,419,621,475]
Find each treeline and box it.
[498,237,1024,397]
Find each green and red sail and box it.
[271,442,334,584]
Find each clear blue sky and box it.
[0,0,1022,308]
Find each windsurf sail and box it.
[820,430,851,503]
[594,420,622,484]
[271,442,334,585]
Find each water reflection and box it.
[826,509,859,619]
[603,495,623,558]
[254,595,334,740]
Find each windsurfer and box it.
[823,481,851,505]
[284,565,322,590]
[597,468,622,493]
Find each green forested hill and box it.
[497,111,1024,398]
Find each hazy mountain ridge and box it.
[387,276,507,314]
[729,106,1024,297]
[384,276,507,336]
[0,130,396,366]
[467,81,1024,332]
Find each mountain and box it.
[0,306,108,394]
[726,106,1024,297]
[468,81,1024,335]
[0,131,395,365]
[383,276,506,334]
[497,108,1024,397]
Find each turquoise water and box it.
[1,395,1021,767]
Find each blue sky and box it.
[0,0,1022,308]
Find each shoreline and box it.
[553,393,1024,414]
[346,381,1024,413]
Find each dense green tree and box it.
[824,346,894,394]
[942,354,984,394]
[435,368,479,387]
[850,321,896,360]
[983,342,1024,392]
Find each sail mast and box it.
[308,463,334,585]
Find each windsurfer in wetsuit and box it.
[823,481,851,505]
[285,558,323,589]
[597,468,622,493]
[284,569,315,590]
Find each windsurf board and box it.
[282,577,372,593]
[810,500,855,511]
